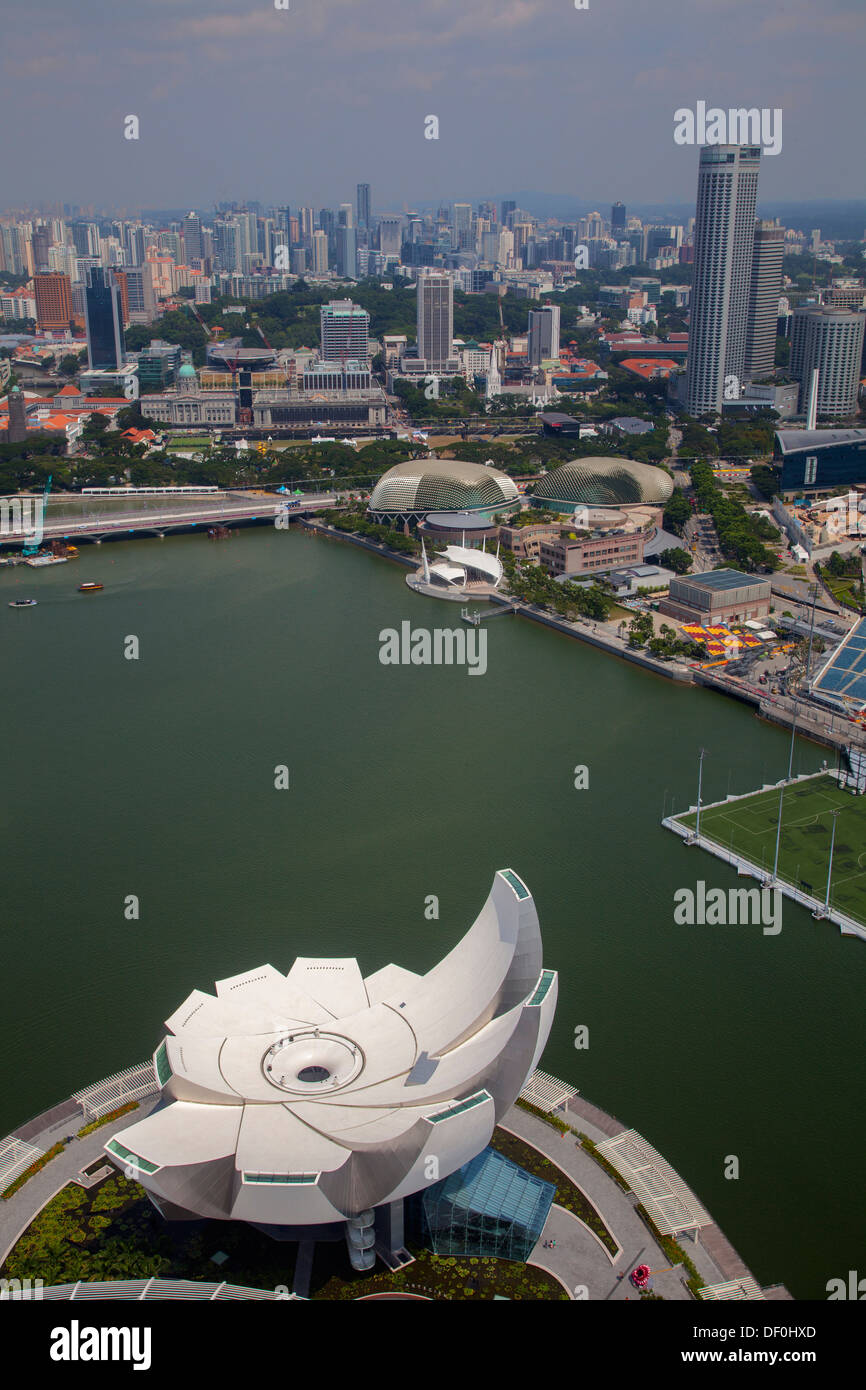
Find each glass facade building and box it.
[414,1146,555,1261]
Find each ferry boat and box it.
[8,598,37,608]
[78,581,104,593]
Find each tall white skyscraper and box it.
[528,306,560,366]
[417,270,454,372]
[378,216,403,257]
[685,145,761,416]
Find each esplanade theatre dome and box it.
[368,458,520,525]
[530,456,674,512]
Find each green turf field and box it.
[677,772,866,928]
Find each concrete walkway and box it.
[0,1099,159,1269]
[503,1106,693,1301]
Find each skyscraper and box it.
[182,212,203,265]
[84,267,125,371]
[356,184,371,230]
[501,199,516,227]
[34,271,73,332]
[336,224,357,279]
[685,145,761,416]
[611,202,626,235]
[32,225,51,273]
[743,221,785,380]
[311,230,328,274]
[417,270,454,372]
[528,305,561,366]
[378,216,403,257]
[453,203,472,251]
[320,300,370,362]
[790,307,865,418]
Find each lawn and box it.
[676,772,866,927]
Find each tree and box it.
[58,354,80,376]
[659,547,692,575]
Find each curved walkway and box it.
[504,1108,692,1301]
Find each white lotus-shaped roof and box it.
[107,870,557,1225]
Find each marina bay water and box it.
[1,525,863,1297]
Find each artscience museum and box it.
[105,869,558,1269]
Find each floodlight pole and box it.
[787,691,799,782]
[823,809,840,914]
[804,582,819,686]
[771,782,785,883]
[694,748,707,842]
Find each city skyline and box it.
[0,0,862,209]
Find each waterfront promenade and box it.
[0,1058,789,1301]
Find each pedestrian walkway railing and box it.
[0,1138,45,1190]
[73,1062,159,1119]
[699,1277,765,1300]
[6,1278,300,1301]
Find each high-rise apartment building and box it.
[32,225,52,273]
[84,267,125,371]
[122,265,157,324]
[34,271,73,332]
[685,144,761,416]
[417,270,454,372]
[790,307,865,418]
[320,299,370,362]
[743,220,785,380]
[528,305,561,366]
[299,207,315,247]
[214,219,241,272]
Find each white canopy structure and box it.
[106,870,557,1238]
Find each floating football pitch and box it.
[676,773,866,930]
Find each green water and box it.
[1,527,863,1298]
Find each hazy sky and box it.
[2,0,863,213]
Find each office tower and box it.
[84,267,125,371]
[743,220,785,379]
[611,202,626,235]
[123,265,157,323]
[320,299,370,361]
[112,269,130,324]
[311,229,329,274]
[452,203,472,251]
[417,270,453,371]
[483,227,514,266]
[685,144,761,416]
[182,213,203,265]
[32,225,51,272]
[299,207,315,247]
[528,305,561,366]
[356,184,371,230]
[378,216,403,257]
[336,224,357,278]
[790,307,865,418]
[338,203,354,228]
[214,218,241,272]
[501,199,516,227]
